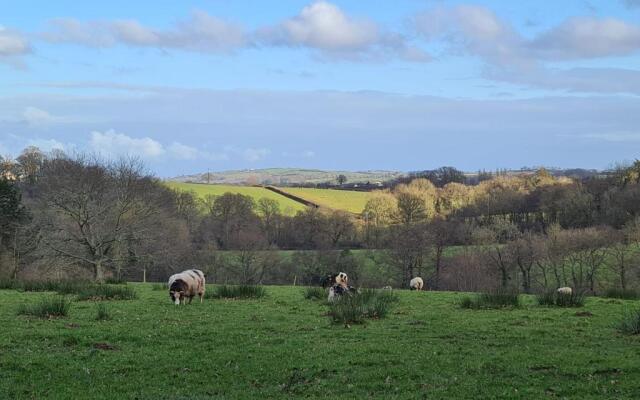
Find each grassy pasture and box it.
[166,182,306,216]
[277,187,377,214]
[2,285,640,399]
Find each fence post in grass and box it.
[293,275,297,286]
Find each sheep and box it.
[327,272,354,302]
[557,286,572,295]
[322,272,348,288]
[168,269,206,305]
[409,277,424,291]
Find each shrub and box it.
[303,287,326,300]
[152,282,168,291]
[536,290,585,307]
[328,289,398,324]
[95,303,112,321]
[206,285,266,299]
[603,288,640,300]
[20,281,64,292]
[17,296,70,319]
[459,289,520,309]
[75,285,137,301]
[105,277,127,285]
[617,309,640,335]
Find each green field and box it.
[278,187,377,214]
[166,182,306,215]
[2,285,640,399]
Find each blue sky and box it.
[1,0,639,176]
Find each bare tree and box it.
[35,157,169,282]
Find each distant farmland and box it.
[277,187,377,214]
[166,182,306,215]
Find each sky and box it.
[1,0,640,176]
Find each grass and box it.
[166,182,306,216]
[2,285,640,398]
[151,282,168,291]
[16,296,70,319]
[459,289,521,309]
[303,286,326,300]
[206,285,267,299]
[327,289,399,324]
[75,285,137,301]
[95,303,112,321]
[536,291,586,307]
[277,187,377,214]
[603,288,640,300]
[617,309,640,335]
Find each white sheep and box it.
[168,269,206,305]
[409,277,424,291]
[556,287,572,295]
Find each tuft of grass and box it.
[328,289,398,324]
[20,281,64,292]
[617,309,640,335]
[152,282,168,291]
[0,279,19,290]
[95,303,112,321]
[75,285,137,301]
[17,296,70,319]
[303,287,326,300]
[206,285,266,299]
[603,288,640,300]
[105,277,127,285]
[536,290,585,307]
[460,289,520,309]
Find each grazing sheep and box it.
[409,277,424,291]
[168,269,206,305]
[327,272,354,302]
[557,287,572,295]
[321,272,348,288]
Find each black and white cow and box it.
[168,269,206,305]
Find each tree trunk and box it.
[95,261,105,283]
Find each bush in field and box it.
[328,289,398,325]
[459,289,520,309]
[303,287,326,300]
[95,303,112,321]
[617,309,640,335]
[206,285,266,299]
[536,291,585,307]
[20,281,64,292]
[17,296,70,319]
[603,288,640,300]
[75,285,137,301]
[0,279,19,290]
[152,283,168,291]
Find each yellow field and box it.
[166,182,306,215]
[278,187,377,214]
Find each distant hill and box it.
[171,168,404,186]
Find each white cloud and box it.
[27,138,67,152]
[90,130,165,158]
[413,5,640,93]
[0,26,30,67]
[243,148,270,162]
[43,11,246,53]
[168,142,228,161]
[530,17,640,60]
[257,1,429,61]
[21,107,67,126]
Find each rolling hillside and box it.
[172,168,403,185]
[276,187,377,214]
[166,182,306,215]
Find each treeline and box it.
[1,147,640,294]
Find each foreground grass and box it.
[1,286,640,399]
